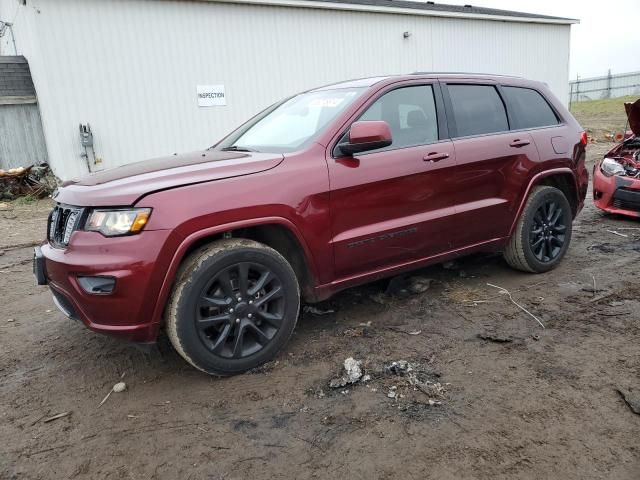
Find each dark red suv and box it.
[34,73,588,375]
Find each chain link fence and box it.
[569,70,640,107]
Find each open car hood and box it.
[625,98,640,136]
[54,150,284,206]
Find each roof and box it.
[316,72,535,90]
[301,0,577,22]
[213,0,578,24]
[0,56,36,99]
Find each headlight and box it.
[84,208,151,236]
[600,157,626,177]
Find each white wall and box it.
[0,0,571,180]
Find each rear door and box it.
[328,82,458,279]
[441,82,540,248]
[500,84,568,184]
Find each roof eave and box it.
[204,0,579,24]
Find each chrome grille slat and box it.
[47,204,84,247]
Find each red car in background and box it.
[34,73,588,375]
[593,99,640,217]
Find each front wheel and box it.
[504,186,573,273]
[166,239,300,375]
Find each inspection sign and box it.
[197,85,226,107]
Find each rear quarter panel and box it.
[503,81,586,225]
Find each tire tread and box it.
[504,186,569,273]
[165,238,299,376]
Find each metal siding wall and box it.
[0,103,48,169]
[3,0,571,180]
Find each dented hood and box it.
[54,150,284,206]
[625,98,640,136]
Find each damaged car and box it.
[593,99,640,216]
[34,73,588,375]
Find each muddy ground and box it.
[2,139,640,478]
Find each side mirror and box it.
[338,121,392,155]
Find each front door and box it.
[328,84,458,279]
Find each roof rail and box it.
[410,71,521,78]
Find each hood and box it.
[54,150,284,206]
[624,98,640,136]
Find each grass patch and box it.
[570,95,638,137]
[13,194,39,205]
[570,95,637,117]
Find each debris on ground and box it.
[43,411,71,423]
[477,332,514,343]
[386,275,433,296]
[303,305,335,316]
[487,283,545,329]
[370,292,388,305]
[342,325,372,337]
[98,381,128,407]
[407,277,433,294]
[329,357,364,388]
[383,360,447,406]
[616,387,640,415]
[0,164,56,200]
[385,360,415,376]
[385,325,422,336]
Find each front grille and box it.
[47,204,84,247]
[612,188,640,212]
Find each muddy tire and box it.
[166,238,300,376]
[504,186,573,273]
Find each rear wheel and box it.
[166,239,300,375]
[504,186,573,273]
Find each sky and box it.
[466,0,640,79]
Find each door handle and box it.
[509,139,530,148]
[423,152,449,162]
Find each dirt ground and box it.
[2,108,640,479]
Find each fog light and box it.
[77,276,116,294]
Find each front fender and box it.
[148,216,319,330]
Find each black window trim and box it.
[331,81,449,158]
[441,81,512,140]
[498,84,565,133]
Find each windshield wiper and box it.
[221,145,258,152]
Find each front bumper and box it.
[35,229,176,342]
[593,164,640,218]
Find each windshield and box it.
[217,87,365,153]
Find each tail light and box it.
[580,131,588,145]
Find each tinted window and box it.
[358,85,438,149]
[447,85,508,137]
[503,86,559,129]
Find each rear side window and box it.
[447,84,508,137]
[502,86,559,129]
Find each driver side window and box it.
[358,85,438,151]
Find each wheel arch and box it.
[152,218,320,330]
[509,168,579,238]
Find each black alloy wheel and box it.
[503,186,573,273]
[166,239,300,376]
[529,199,568,262]
[195,262,285,359]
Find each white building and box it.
[0,0,577,180]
